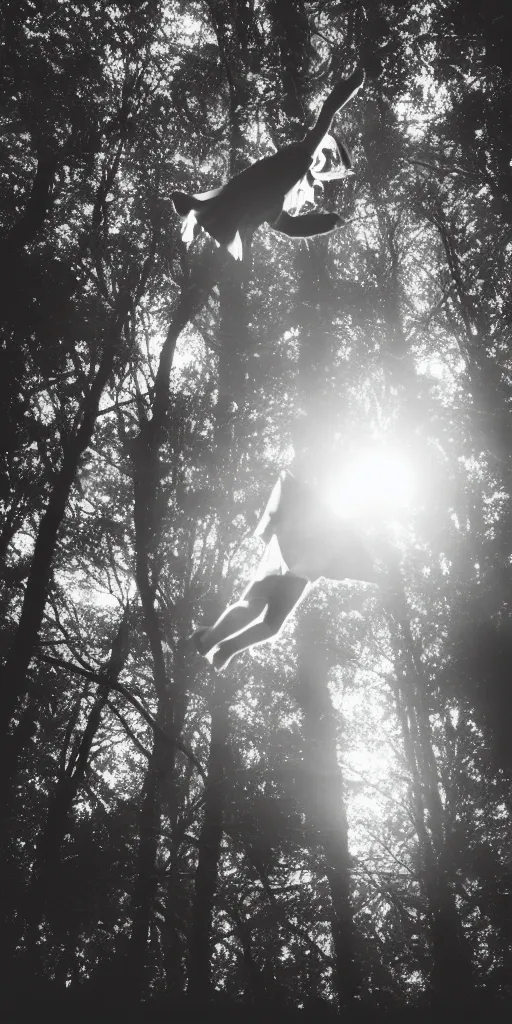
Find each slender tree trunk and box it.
[130,288,211,993]
[127,263,221,997]
[188,256,249,999]
[291,227,361,1009]
[124,692,183,998]
[0,310,129,743]
[388,586,473,1006]
[296,609,361,1009]
[162,640,194,996]
[24,609,131,945]
[267,0,311,125]
[3,148,59,252]
[125,734,163,997]
[188,691,230,998]
[163,835,186,996]
[362,184,475,1008]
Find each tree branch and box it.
[36,653,206,781]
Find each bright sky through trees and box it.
[325,446,417,520]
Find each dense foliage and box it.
[1,1,512,1019]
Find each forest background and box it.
[1,1,512,1020]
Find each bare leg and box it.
[212,573,309,670]
[193,598,266,655]
[212,621,276,670]
[337,136,352,170]
[272,210,346,238]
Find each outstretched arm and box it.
[305,66,365,156]
[172,66,364,258]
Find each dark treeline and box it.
[1,1,512,1020]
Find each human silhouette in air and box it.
[172,67,365,260]
[192,470,382,670]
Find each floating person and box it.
[172,66,365,260]
[192,469,382,670]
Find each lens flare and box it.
[324,447,416,519]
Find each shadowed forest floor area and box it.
[1,0,512,1019]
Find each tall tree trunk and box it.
[188,690,230,998]
[25,608,131,948]
[3,148,59,253]
[388,586,473,1006]
[187,255,249,998]
[291,220,361,1008]
[296,608,361,1009]
[162,832,186,996]
[128,256,221,997]
[162,639,195,996]
[124,688,184,999]
[125,730,163,998]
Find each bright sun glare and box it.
[324,446,416,520]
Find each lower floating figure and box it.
[193,470,381,671]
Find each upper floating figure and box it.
[172,67,365,260]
